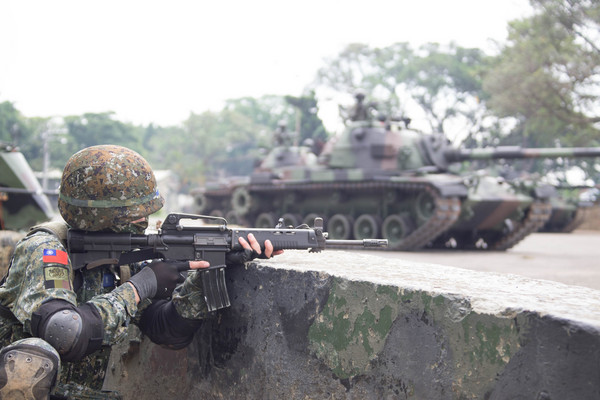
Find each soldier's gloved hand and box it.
[129,261,189,300]
[225,233,284,267]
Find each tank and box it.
[193,119,600,251]
[1,143,55,274]
[537,186,596,233]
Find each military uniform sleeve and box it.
[171,270,209,320]
[86,280,138,344]
[136,271,208,349]
[1,232,139,345]
[2,233,77,334]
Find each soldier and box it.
[339,90,378,122]
[274,120,293,147]
[0,145,280,399]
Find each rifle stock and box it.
[67,213,387,311]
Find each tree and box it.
[224,95,294,130]
[284,91,328,149]
[0,101,28,146]
[149,108,270,188]
[483,0,600,147]
[313,42,491,143]
[64,112,140,150]
[223,93,331,160]
[400,43,489,140]
[315,43,413,113]
[0,102,65,171]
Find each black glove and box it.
[128,260,188,300]
[225,248,271,267]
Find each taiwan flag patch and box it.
[42,249,68,265]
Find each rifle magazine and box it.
[200,267,231,312]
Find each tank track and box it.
[560,205,589,233]
[392,185,461,251]
[489,201,553,251]
[250,180,462,251]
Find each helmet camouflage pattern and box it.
[58,145,164,231]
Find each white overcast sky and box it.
[0,0,533,129]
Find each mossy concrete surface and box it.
[105,251,600,399]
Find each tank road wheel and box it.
[199,210,225,224]
[209,209,224,218]
[353,214,380,240]
[415,192,436,222]
[255,212,277,228]
[382,215,412,249]
[327,214,354,240]
[194,193,210,214]
[281,213,302,228]
[231,187,252,216]
[225,210,245,226]
[302,213,321,227]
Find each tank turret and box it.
[194,114,600,251]
[322,120,600,172]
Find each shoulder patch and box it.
[44,266,72,290]
[42,249,68,265]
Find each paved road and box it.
[363,229,600,291]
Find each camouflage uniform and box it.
[0,145,210,399]
[0,230,24,278]
[0,229,209,398]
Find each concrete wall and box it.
[104,251,600,399]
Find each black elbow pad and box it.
[138,300,202,349]
[31,299,104,362]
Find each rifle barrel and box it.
[327,239,388,248]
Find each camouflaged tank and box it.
[1,143,55,274]
[193,120,600,250]
[537,186,596,233]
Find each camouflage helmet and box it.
[58,145,164,231]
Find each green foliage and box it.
[0,101,28,146]
[224,95,294,130]
[400,43,489,135]
[285,91,328,145]
[64,112,141,149]
[0,95,331,189]
[0,103,66,171]
[145,104,277,188]
[316,42,413,113]
[483,0,600,147]
[181,109,265,185]
[315,42,491,142]
[6,1,599,188]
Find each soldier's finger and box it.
[189,260,210,269]
[264,239,274,258]
[238,236,251,250]
[247,233,262,254]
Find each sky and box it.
[0,0,533,131]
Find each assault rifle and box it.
[67,213,388,311]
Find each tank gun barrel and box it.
[444,146,600,162]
